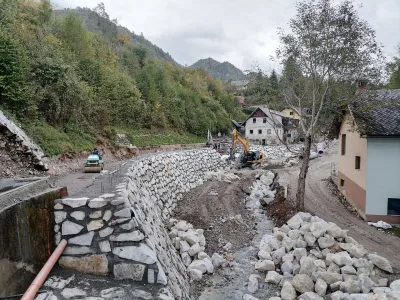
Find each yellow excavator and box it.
[231,129,264,168]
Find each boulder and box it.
[248,274,260,293]
[181,252,192,267]
[317,235,335,249]
[390,279,400,291]
[203,258,214,274]
[281,261,293,274]
[340,280,361,293]
[327,222,346,238]
[293,248,307,261]
[272,247,286,264]
[258,248,272,260]
[297,212,312,222]
[288,230,301,240]
[332,251,353,267]
[188,243,202,256]
[329,291,344,300]
[287,214,303,230]
[188,260,207,274]
[341,265,357,275]
[282,253,294,263]
[299,257,317,276]
[211,253,224,268]
[281,281,296,300]
[327,262,340,273]
[330,281,342,292]
[292,274,314,293]
[317,272,342,284]
[315,278,327,296]
[59,255,108,275]
[369,254,393,273]
[314,260,326,270]
[188,268,203,280]
[304,232,317,247]
[310,249,323,259]
[359,274,374,293]
[255,260,275,272]
[298,292,324,300]
[265,271,283,284]
[310,222,328,238]
[282,236,295,252]
[243,294,259,300]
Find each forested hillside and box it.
[191,58,246,81]
[0,0,245,155]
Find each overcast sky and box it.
[52,0,400,72]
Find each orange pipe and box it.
[21,239,67,300]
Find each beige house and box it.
[337,90,400,224]
[281,107,310,120]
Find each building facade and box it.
[337,90,400,223]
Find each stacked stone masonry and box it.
[55,149,224,300]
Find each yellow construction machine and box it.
[231,129,264,168]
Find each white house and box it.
[242,107,285,145]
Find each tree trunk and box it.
[296,135,312,211]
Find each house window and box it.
[388,198,400,215]
[341,134,346,155]
[253,118,256,123]
[340,179,345,187]
[250,130,253,134]
[267,129,272,134]
[258,129,262,134]
[290,111,294,115]
[263,118,267,123]
[355,156,361,170]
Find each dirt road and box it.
[277,147,400,272]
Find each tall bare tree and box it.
[275,0,385,210]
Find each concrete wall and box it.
[55,149,224,299]
[245,117,283,144]
[365,138,400,223]
[0,187,66,297]
[338,113,367,213]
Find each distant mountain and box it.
[54,8,177,65]
[191,58,246,81]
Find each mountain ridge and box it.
[191,58,246,81]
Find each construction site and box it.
[1,110,400,300]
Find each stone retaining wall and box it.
[55,149,224,299]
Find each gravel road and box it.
[277,146,400,272]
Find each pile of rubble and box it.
[250,145,301,160]
[247,171,276,208]
[0,110,47,177]
[168,219,225,281]
[249,212,398,299]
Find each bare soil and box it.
[175,171,256,256]
[276,146,400,273]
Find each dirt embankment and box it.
[174,171,256,255]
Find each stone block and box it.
[59,255,108,275]
[54,203,63,210]
[54,211,67,224]
[70,211,85,221]
[99,240,111,253]
[88,198,108,208]
[62,197,88,208]
[63,246,96,255]
[99,227,113,238]
[113,244,157,264]
[89,211,102,219]
[69,231,95,246]
[62,221,83,235]
[103,210,112,222]
[148,268,155,284]
[110,231,144,242]
[87,220,104,231]
[114,208,132,218]
[114,263,145,281]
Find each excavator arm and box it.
[232,129,249,155]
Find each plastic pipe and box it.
[317,143,325,154]
[21,239,67,300]
[310,152,318,160]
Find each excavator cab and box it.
[231,129,264,168]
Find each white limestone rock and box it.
[310,222,328,238]
[255,260,275,272]
[331,251,353,267]
[68,232,94,246]
[304,232,317,247]
[390,279,400,291]
[181,252,192,267]
[299,257,317,276]
[341,265,357,275]
[110,231,144,242]
[340,280,361,293]
[248,274,260,293]
[281,281,296,300]
[203,257,214,274]
[287,214,304,230]
[298,292,324,300]
[103,210,112,222]
[62,197,88,208]
[61,288,86,299]
[243,294,259,300]
[70,211,85,221]
[188,260,208,274]
[369,254,393,273]
[188,243,202,257]
[265,271,283,284]
[89,211,102,219]
[318,235,335,249]
[315,278,327,296]
[188,268,203,280]
[62,221,83,235]
[113,244,157,264]
[100,287,126,299]
[211,253,224,268]
[114,208,131,218]
[99,240,111,253]
[272,247,286,264]
[88,198,108,208]
[54,211,67,224]
[294,248,307,261]
[292,274,315,293]
[281,261,293,274]
[99,227,113,238]
[175,221,190,231]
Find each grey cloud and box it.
[52,0,400,71]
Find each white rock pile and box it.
[168,218,225,281]
[250,212,398,300]
[248,171,276,208]
[250,145,301,161]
